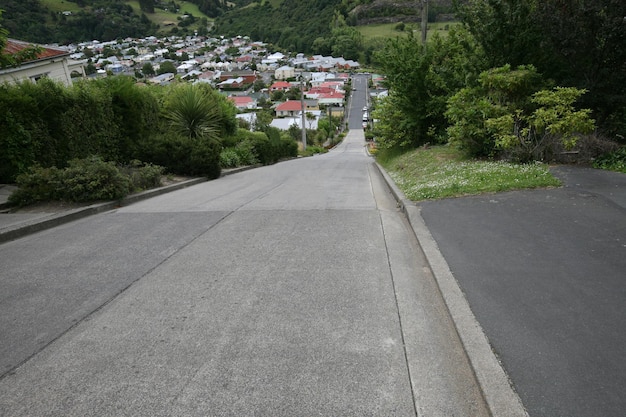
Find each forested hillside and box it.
[0,0,220,44]
[214,0,455,53]
[0,0,452,50]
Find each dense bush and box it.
[8,156,131,206]
[119,160,164,191]
[138,132,222,179]
[300,145,328,157]
[60,156,131,202]
[0,79,236,183]
[593,146,626,173]
[251,127,298,165]
[219,148,242,169]
[188,138,222,179]
[0,77,161,182]
[8,157,167,206]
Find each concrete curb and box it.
[0,176,213,244]
[374,162,529,417]
[0,165,264,244]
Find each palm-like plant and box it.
[165,85,220,141]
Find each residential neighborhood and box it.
[0,34,369,134]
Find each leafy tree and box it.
[373,33,431,148]
[254,109,274,132]
[487,87,595,161]
[453,0,545,69]
[271,90,285,102]
[142,62,155,76]
[534,0,626,136]
[374,28,486,149]
[139,0,155,14]
[328,11,363,61]
[454,0,626,136]
[157,61,177,75]
[445,65,594,160]
[0,10,42,68]
[446,65,546,157]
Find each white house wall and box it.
[0,58,73,86]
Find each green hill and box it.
[1,0,214,44]
[2,0,454,50]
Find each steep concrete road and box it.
[0,131,489,416]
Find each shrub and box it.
[119,160,164,191]
[137,132,221,178]
[60,156,131,202]
[220,147,242,168]
[593,146,626,173]
[8,166,63,206]
[188,138,222,179]
[300,145,328,156]
[8,156,131,206]
[234,140,259,166]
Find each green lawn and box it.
[377,145,561,201]
[41,0,211,30]
[126,1,210,25]
[357,21,461,42]
[39,0,82,13]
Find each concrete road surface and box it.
[0,131,494,416]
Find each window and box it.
[30,73,49,83]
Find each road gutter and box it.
[375,162,529,417]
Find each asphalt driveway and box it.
[419,165,626,417]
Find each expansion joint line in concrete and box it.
[377,211,420,417]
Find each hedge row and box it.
[0,77,299,187]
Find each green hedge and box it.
[0,78,232,183]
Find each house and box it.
[106,63,125,74]
[218,70,256,85]
[217,77,246,89]
[0,39,75,86]
[275,100,304,117]
[269,81,291,92]
[317,90,345,107]
[274,65,295,80]
[270,111,319,131]
[148,72,175,85]
[228,95,257,111]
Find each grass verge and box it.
[377,145,561,201]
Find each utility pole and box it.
[300,76,307,151]
[421,0,428,44]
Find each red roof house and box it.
[0,39,75,86]
[269,81,292,91]
[275,100,304,117]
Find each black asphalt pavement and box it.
[418,165,626,417]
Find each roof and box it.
[276,100,304,111]
[3,39,69,63]
[270,81,292,90]
[228,96,254,105]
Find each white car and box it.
[362,106,368,112]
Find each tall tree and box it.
[0,10,41,68]
[534,0,626,135]
[139,0,155,14]
[454,0,626,136]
